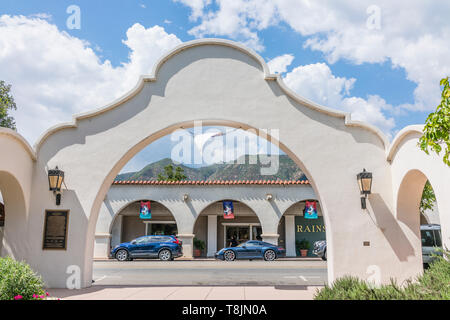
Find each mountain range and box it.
[115,155,306,181]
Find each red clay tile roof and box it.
[112,180,310,185]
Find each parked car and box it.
[111,235,182,261]
[421,224,442,266]
[312,240,327,261]
[215,240,285,261]
[313,224,443,265]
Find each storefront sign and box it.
[139,201,151,219]
[223,201,234,219]
[295,216,325,256]
[42,210,69,250]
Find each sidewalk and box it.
[48,285,322,300]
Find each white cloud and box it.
[185,0,279,51]
[0,15,181,144]
[267,54,294,74]
[284,63,395,135]
[175,0,450,121]
[174,0,212,21]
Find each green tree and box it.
[419,77,450,166]
[0,80,17,130]
[157,164,187,181]
[420,180,436,215]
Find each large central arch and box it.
[1,38,425,289]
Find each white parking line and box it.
[94,275,123,282]
[282,275,322,281]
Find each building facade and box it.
[95,179,324,259]
[0,39,449,288]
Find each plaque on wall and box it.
[42,210,69,250]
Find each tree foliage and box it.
[419,77,450,166]
[157,164,187,181]
[0,80,17,130]
[420,180,436,215]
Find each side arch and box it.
[0,129,35,260]
[390,126,450,279]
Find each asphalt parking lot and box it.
[93,259,328,286]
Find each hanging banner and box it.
[139,201,152,219]
[304,201,318,219]
[223,201,234,219]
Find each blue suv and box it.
[111,235,183,261]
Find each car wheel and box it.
[223,250,236,261]
[322,250,327,261]
[264,249,276,261]
[116,249,129,262]
[159,249,172,261]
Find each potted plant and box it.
[298,239,310,257]
[193,237,205,257]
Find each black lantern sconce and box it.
[357,168,372,209]
[48,166,65,206]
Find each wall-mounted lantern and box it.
[183,194,189,201]
[266,193,273,201]
[48,166,64,206]
[357,168,372,209]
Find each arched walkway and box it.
[95,198,178,259]
[193,200,263,257]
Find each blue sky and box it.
[0,1,447,172]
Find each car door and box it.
[129,237,149,257]
[246,241,263,258]
[141,236,160,257]
[238,241,258,259]
[421,230,435,263]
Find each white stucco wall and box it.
[388,126,450,278]
[0,39,446,288]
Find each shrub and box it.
[314,250,450,300]
[0,257,46,300]
[298,239,310,250]
[193,238,205,251]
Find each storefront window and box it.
[226,225,262,247]
[147,223,177,236]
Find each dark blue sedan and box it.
[215,240,285,261]
[111,235,183,261]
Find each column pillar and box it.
[110,215,123,249]
[178,233,195,259]
[261,233,279,245]
[207,215,217,257]
[285,215,296,257]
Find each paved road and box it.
[93,259,328,286]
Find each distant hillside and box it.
[116,155,307,181]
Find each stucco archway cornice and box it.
[33,38,389,152]
[0,128,36,160]
[387,125,424,162]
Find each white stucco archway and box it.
[389,126,450,274]
[0,39,448,288]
